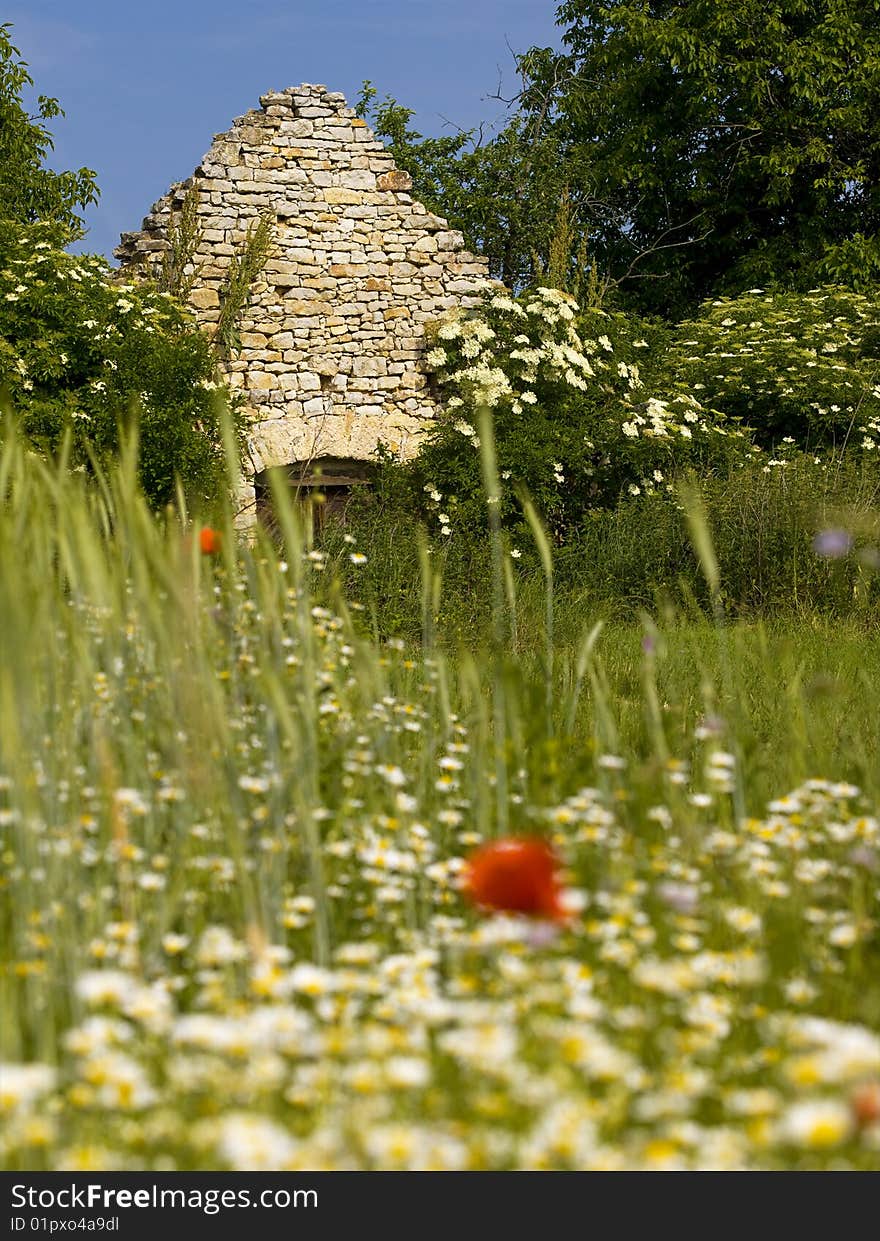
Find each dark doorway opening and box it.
[254,457,373,539]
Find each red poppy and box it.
[463,837,567,923]
[199,526,222,555]
[851,1081,880,1128]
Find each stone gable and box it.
[115,83,495,514]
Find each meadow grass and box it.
[1,427,879,1170]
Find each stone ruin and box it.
[115,83,495,518]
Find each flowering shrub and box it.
[665,288,880,453]
[0,219,237,510]
[416,287,750,541]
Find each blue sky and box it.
[10,1,563,260]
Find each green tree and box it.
[528,0,880,316]
[0,22,98,234]
[360,6,880,314]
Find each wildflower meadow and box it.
[1,420,879,1172]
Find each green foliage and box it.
[214,212,274,358]
[329,280,880,631]
[662,287,880,450]
[325,451,880,641]
[534,188,597,305]
[156,183,204,301]
[359,5,880,314]
[0,219,238,510]
[533,0,880,315]
[559,452,880,616]
[401,286,747,543]
[0,23,98,235]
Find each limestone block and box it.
[189,286,220,309]
[337,170,376,191]
[376,170,413,192]
[351,357,388,378]
[268,272,303,288]
[435,231,464,250]
[238,125,268,145]
[329,263,370,278]
[323,188,362,205]
[250,421,301,470]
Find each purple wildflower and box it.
[812,528,853,558]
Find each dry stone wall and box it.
[115,83,496,514]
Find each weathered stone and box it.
[337,170,375,190]
[286,300,330,315]
[435,231,464,251]
[376,170,413,192]
[323,188,362,205]
[114,83,494,520]
[189,286,220,309]
[351,357,387,378]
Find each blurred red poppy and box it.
[463,837,567,923]
[199,526,222,555]
[851,1081,880,1128]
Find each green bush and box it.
[560,452,880,616]
[325,284,880,632]
[321,453,880,640]
[665,288,880,452]
[406,286,749,544]
[0,218,239,511]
